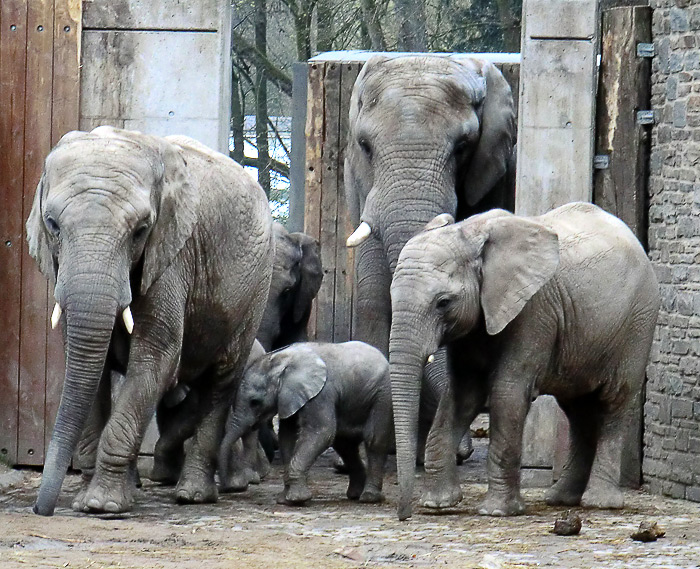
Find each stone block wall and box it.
[645,0,700,502]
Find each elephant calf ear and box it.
[478,217,560,335]
[277,347,328,419]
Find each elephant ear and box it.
[140,138,201,294]
[290,233,323,323]
[463,60,516,207]
[275,346,327,419]
[26,173,55,283]
[477,216,560,335]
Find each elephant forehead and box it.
[47,136,159,189]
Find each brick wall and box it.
[644,0,700,501]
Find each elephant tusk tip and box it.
[50,303,62,330]
[346,222,372,247]
[427,354,435,364]
[122,306,134,334]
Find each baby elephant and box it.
[223,341,392,505]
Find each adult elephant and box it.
[343,54,516,463]
[389,204,660,520]
[27,127,274,516]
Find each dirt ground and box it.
[1,440,699,569]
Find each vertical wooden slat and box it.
[593,6,651,488]
[0,0,28,466]
[316,62,341,342]
[333,62,362,343]
[17,0,55,466]
[44,0,80,451]
[304,62,325,340]
[594,6,651,248]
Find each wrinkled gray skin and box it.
[389,203,660,520]
[27,127,273,516]
[150,223,322,485]
[225,341,392,505]
[344,55,515,462]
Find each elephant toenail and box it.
[105,501,120,512]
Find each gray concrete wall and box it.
[80,0,231,153]
[644,0,700,502]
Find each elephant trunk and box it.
[389,309,437,520]
[34,270,122,516]
[368,166,456,273]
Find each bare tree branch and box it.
[233,31,293,97]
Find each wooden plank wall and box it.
[304,55,518,344]
[0,0,80,466]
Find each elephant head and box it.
[226,346,328,442]
[27,126,199,516]
[257,223,323,351]
[389,212,560,519]
[344,55,516,272]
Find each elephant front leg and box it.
[278,415,335,505]
[72,368,112,512]
[479,374,533,516]
[421,378,462,510]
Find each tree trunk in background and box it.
[255,0,271,196]
[316,0,334,53]
[494,0,521,52]
[230,67,245,164]
[361,0,387,50]
[394,0,426,51]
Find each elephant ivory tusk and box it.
[346,222,371,247]
[50,303,62,330]
[427,354,435,364]
[122,306,134,334]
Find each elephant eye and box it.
[436,297,452,311]
[45,215,60,236]
[133,223,150,242]
[358,137,373,159]
[250,397,263,409]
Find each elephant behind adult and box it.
[257,222,323,351]
[344,55,516,355]
[388,204,660,519]
[27,126,274,515]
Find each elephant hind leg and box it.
[333,438,367,501]
[545,395,599,507]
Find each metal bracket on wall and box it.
[593,154,610,169]
[636,43,655,58]
[636,110,655,125]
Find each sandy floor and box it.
[1,440,699,569]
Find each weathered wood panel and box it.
[593,6,652,488]
[0,0,29,465]
[303,62,325,340]
[17,0,54,465]
[594,6,651,247]
[0,0,81,466]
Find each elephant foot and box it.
[420,481,463,509]
[220,467,257,493]
[477,490,525,516]
[175,476,218,504]
[545,481,584,507]
[346,473,367,501]
[278,482,312,505]
[73,477,134,514]
[359,488,385,503]
[581,482,623,509]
